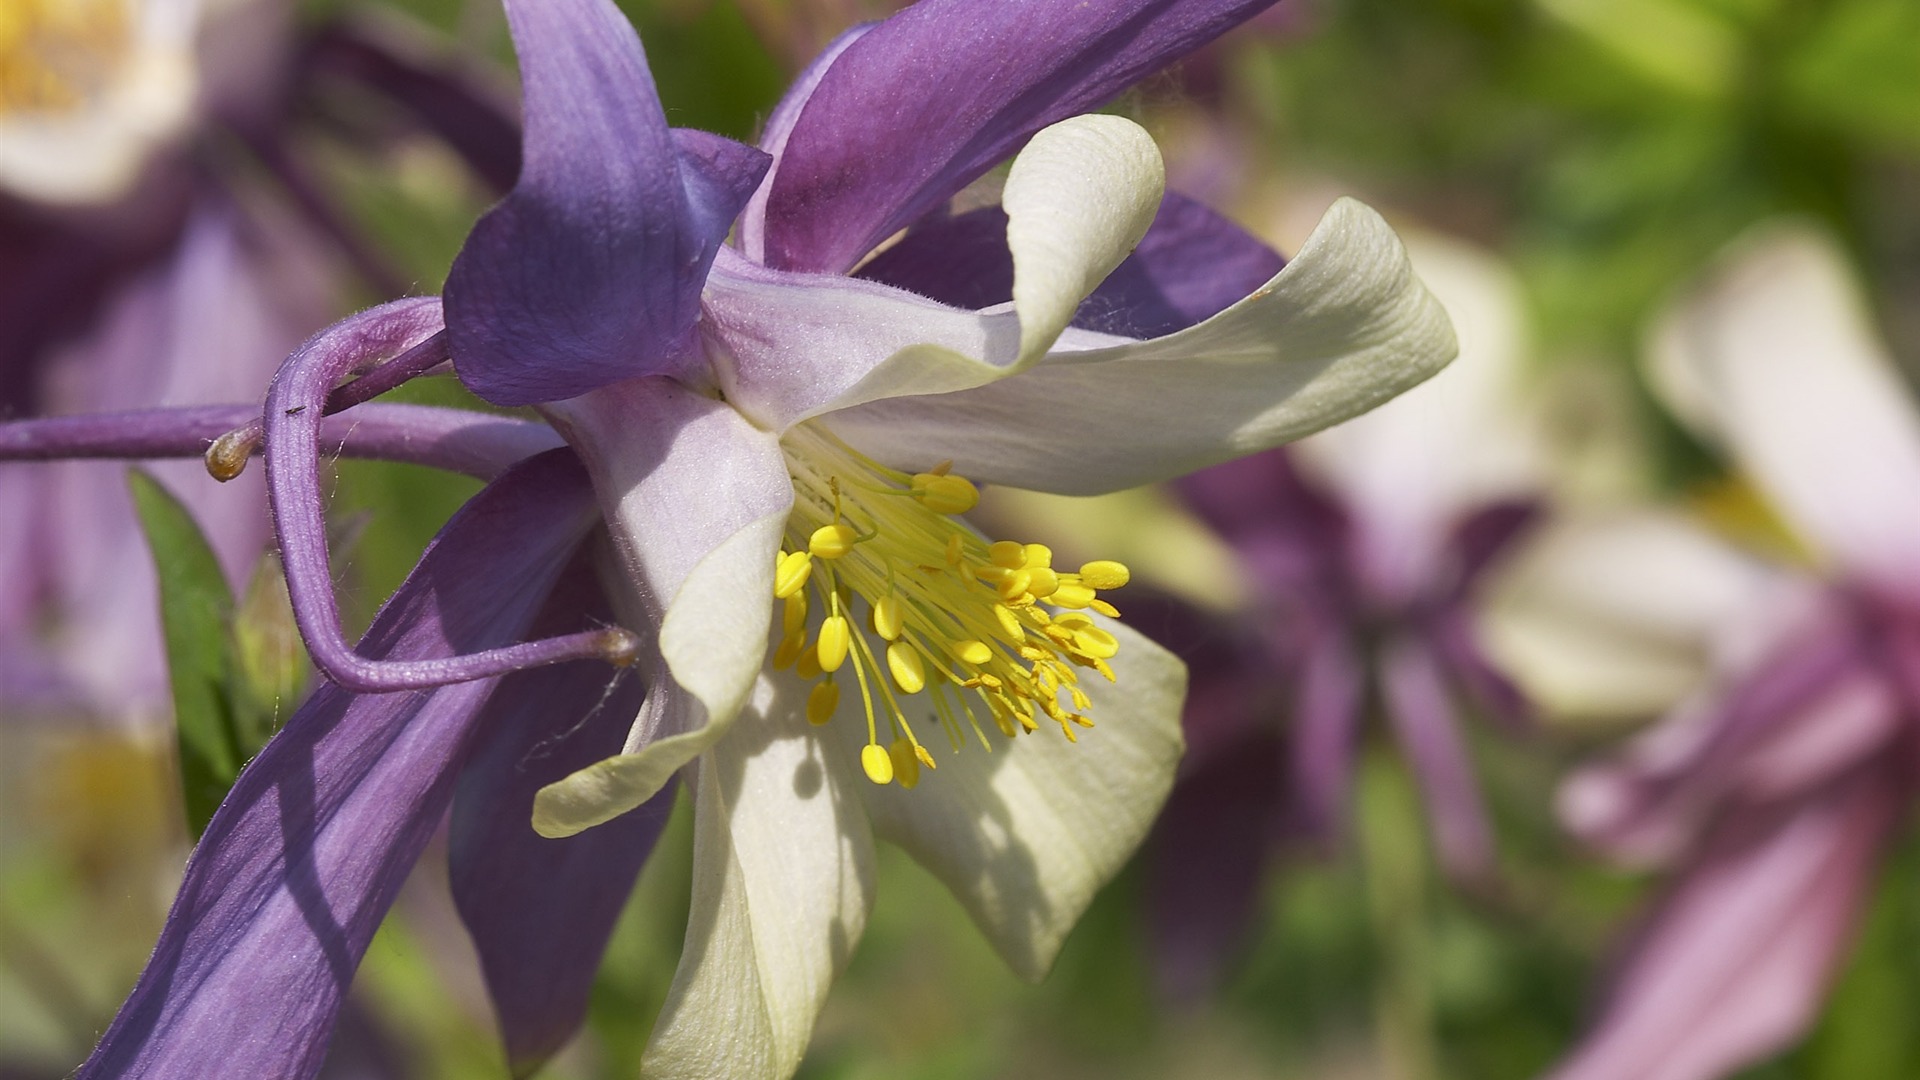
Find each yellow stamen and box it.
[806,681,839,725]
[873,594,904,641]
[912,473,980,514]
[817,613,851,672]
[774,550,813,598]
[809,523,859,559]
[772,423,1132,788]
[861,743,895,785]
[889,738,922,789]
[886,640,926,694]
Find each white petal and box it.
[700,252,1028,432]
[822,198,1458,495]
[1650,226,1920,599]
[1002,115,1164,362]
[643,675,876,1080]
[1294,232,1541,592]
[830,619,1185,981]
[708,117,1160,434]
[1478,510,1783,722]
[532,380,792,836]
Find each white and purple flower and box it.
[1532,226,1920,1080]
[3,1,1458,1075]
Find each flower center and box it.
[773,423,1131,789]
[0,0,132,114]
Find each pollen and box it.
[773,424,1131,787]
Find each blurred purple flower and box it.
[1544,227,1920,1080]
[1138,236,1541,999]
[0,2,523,724]
[3,0,1459,1076]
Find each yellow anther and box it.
[1089,598,1120,618]
[817,615,851,672]
[889,738,922,789]
[795,648,823,681]
[1078,560,1130,590]
[861,743,895,785]
[1051,583,1096,609]
[873,594,904,641]
[956,640,993,666]
[775,421,1134,778]
[772,633,806,669]
[988,540,1027,568]
[993,604,1024,641]
[774,550,813,598]
[912,473,979,514]
[807,681,840,725]
[809,523,860,559]
[886,641,926,694]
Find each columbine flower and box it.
[3,0,1456,1076]
[1536,226,1920,1080]
[0,0,201,205]
[1130,234,1540,998]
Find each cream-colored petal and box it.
[1479,510,1784,724]
[824,198,1457,495]
[830,619,1185,981]
[532,380,792,836]
[1002,114,1164,363]
[643,674,876,1080]
[1650,225,1920,600]
[1294,232,1541,593]
[703,112,1164,436]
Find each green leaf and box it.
[128,470,242,839]
[230,551,308,751]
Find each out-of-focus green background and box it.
[4,0,1919,1077]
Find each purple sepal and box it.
[442,0,767,406]
[1075,193,1285,337]
[449,556,672,1077]
[851,206,1014,309]
[1381,634,1497,883]
[1445,498,1543,601]
[1146,733,1283,1003]
[858,192,1284,338]
[1550,763,1904,1080]
[1289,621,1364,848]
[759,0,1280,272]
[76,450,599,1080]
